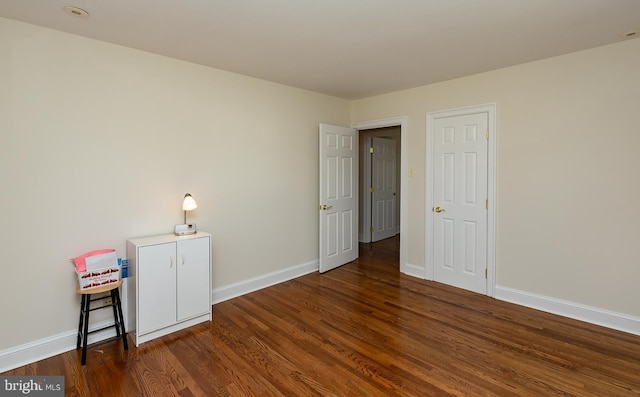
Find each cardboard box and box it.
[76,266,120,290]
[73,250,120,290]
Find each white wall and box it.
[351,38,640,318]
[0,17,350,352]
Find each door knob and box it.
[434,206,445,213]
[320,204,333,210]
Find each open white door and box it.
[371,137,397,242]
[319,123,358,273]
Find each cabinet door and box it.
[138,243,177,334]
[176,237,210,321]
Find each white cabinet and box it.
[126,232,211,346]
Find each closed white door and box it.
[176,236,210,321]
[138,243,177,334]
[319,123,358,273]
[371,137,397,242]
[433,112,488,294]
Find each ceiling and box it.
[1,0,639,99]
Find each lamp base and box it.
[174,223,197,236]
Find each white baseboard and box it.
[495,285,640,336]
[211,259,319,304]
[0,320,120,373]
[400,262,424,279]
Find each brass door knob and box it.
[320,204,333,210]
[434,206,445,213]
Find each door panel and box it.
[433,113,488,294]
[371,137,397,242]
[138,243,176,334]
[319,124,358,272]
[176,237,210,321]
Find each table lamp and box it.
[175,193,198,235]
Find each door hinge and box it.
[370,187,374,193]
[370,147,374,154]
[486,130,489,140]
[486,199,488,209]
[485,269,488,279]
[370,226,374,233]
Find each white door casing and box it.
[319,123,358,273]
[426,104,496,296]
[371,137,397,242]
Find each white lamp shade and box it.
[182,194,198,211]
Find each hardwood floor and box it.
[5,236,640,396]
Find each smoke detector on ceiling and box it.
[63,6,89,18]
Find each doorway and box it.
[352,117,407,273]
[359,127,400,243]
[319,119,406,274]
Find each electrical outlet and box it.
[102,297,113,306]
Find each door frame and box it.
[426,104,497,297]
[352,117,407,274]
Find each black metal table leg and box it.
[77,294,86,350]
[81,292,91,365]
[114,288,128,350]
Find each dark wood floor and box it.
[5,236,640,396]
